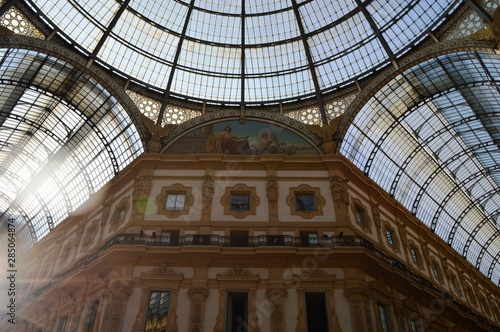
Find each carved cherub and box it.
[141,114,177,153]
[470,6,500,48]
[307,115,342,154]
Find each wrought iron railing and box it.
[109,233,363,248]
[17,232,498,330]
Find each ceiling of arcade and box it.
[0,0,498,285]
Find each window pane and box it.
[295,194,315,211]
[145,291,171,332]
[385,228,394,245]
[166,194,185,210]
[231,194,250,211]
[355,206,364,224]
[378,303,390,332]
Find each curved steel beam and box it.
[335,40,498,150]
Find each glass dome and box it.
[27,0,460,105]
[2,0,499,286]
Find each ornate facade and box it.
[6,150,500,331]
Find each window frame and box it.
[157,184,194,218]
[385,227,395,246]
[286,184,325,219]
[57,315,68,332]
[230,192,251,211]
[144,290,171,332]
[295,192,316,211]
[110,197,130,231]
[226,291,249,332]
[221,184,260,219]
[377,302,391,332]
[84,299,100,332]
[350,198,372,233]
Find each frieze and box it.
[161,110,320,149]
[141,263,184,279]
[216,265,260,280]
[292,268,336,281]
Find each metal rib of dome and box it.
[341,51,500,285]
[26,0,460,106]
[0,47,144,249]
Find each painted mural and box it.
[163,120,319,155]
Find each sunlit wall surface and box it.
[0,48,144,249]
[26,0,459,105]
[341,51,500,285]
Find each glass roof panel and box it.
[371,0,456,55]
[196,0,242,14]
[341,51,500,282]
[0,48,143,246]
[30,0,113,51]
[299,0,357,33]
[245,9,299,45]
[246,0,291,14]
[129,0,188,34]
[24,0,460,104]
[188,9,241,45]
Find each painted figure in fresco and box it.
[257,131,284,154]
[204,126,253,154]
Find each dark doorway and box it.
[231,231,249,247]
[226,292,248,332]
[305,292,329,332]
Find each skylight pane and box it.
[188,10,241,45]
[178,41,241,75]
[245,10,298,44]
[31,0,111,51]
[129,0,188,34]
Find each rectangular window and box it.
[377,302,391,332]
[410,318,419,332]
[432,262,440,278]
[355,205,365,224]
[385,228,394,245]
[231,194,250,211]
[226,292,248,332]
[166,194,185,210]
[305,292,329,332]
[57,316,67,332]
[84,300,99,332]
[117,207,126,222]
[145,291,171,332]
[410,247,419,263]
[295,193,316,211]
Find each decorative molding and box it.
[221,183,260,219]
[216,265,259,280]
[407,239,424,271]
[132,175,153,215]
[470,6,500,48]
[351,197,372,234]
[110,197,130,231]
[286,184,325,219]
[292,268,336,281]
[382,220,400,254]
[156,183,194,218]
[142,263,184,279]
[266,174,279,210]
[161,111,321,153]
[82,219,100,249]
